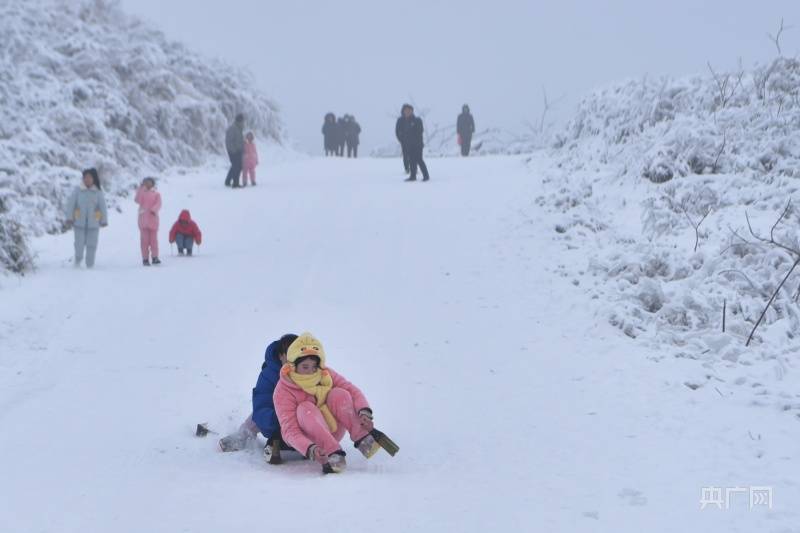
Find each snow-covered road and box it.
[1,154,797,532]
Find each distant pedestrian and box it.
[64,168,108,268]
[225,114,245,188]
[395,104,411,174]
[242,132,259,186]
[322,113,337,156]
[396,105,429,182]
[457,104,475,157]
[344,115,361,158]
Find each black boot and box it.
[264,439,283,465]
[152,257,161,265]
[143,259,150,266]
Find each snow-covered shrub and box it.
[0,0,284,273]
[533,54,800,406]
[557,58,800,182]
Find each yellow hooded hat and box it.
[287,332,326,368]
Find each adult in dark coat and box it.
[224,114,245,187]
[322,113,337,156]
[344,115,361,158]
[457,104,476,156]
[396,104,430,182]
[395,104,411,173]
[335,116,347,157]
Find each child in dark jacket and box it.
[219,334,299,464]
[168,210,202,256]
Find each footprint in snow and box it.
[618,488,648,506]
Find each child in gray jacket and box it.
[65,168,108,268]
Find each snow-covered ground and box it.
[1,154,798,532]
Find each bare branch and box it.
[722,299,726,333]
[745,201,800,256]
[711,131,727,173]
[747,257,800,346]
[770,200,792,242]
[708,61,744,110]
[677,202,711,252]
[767,18,794,56]
[717,269,767,297]
[538,87,566,134]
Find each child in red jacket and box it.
[168,210,202,256]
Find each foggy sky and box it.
[122,0,799,154]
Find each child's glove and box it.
[358,409,374,431]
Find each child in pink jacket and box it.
[241,132,259,186]
[134,177,162,266]
[273,332,384,474]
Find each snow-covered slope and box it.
[536,56,800,400]
[0,0,283,273]
[556,57,800,182]
[0,155,797,532]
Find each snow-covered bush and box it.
[530,52,800,408]
[558,57,800,183]
[0,0,283,273]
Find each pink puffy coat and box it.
[243,141,259,170]
[135,186,162,230]
[273,367,370,455]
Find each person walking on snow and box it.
[218,334,299,464]
[322,113,337,156]
[273,332,385,474]
[224,114,245,188]
[457,104,475,157]
[344,115,361,158]
[395,104,411,174]
[397,104,430,182]
[64,168,108,268]
[135,177,162,266]
[168,210,202,256]
[241,132,259,187]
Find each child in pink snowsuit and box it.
[273,332,383,474]
[135,177,162,266]
[241,132,259,186]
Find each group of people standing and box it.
[320,103,476,183]
[65,169,203,268]
[322,113,362,158]
[224,114,260,188]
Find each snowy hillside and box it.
[0,0,283,273]
[1,156,797,532]
[556,57,800,182]
[533,55,800,412]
